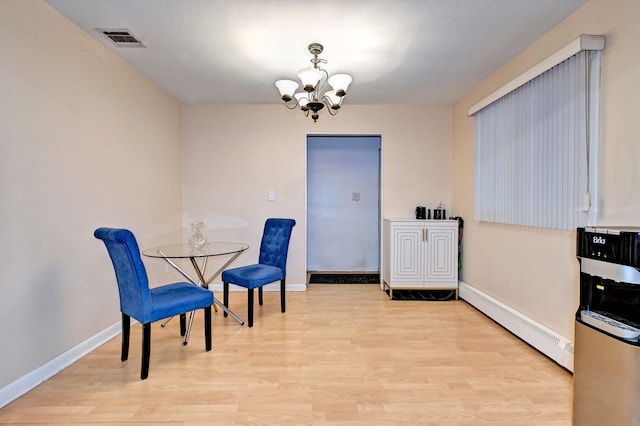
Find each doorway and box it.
[307,135,381,274]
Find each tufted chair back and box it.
[94,227,152,322]
[258,218,296,275]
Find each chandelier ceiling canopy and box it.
[275,43,352,122]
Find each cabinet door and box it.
[424,225,457,284]
[389,224,424,283]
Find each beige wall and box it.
[0,0,183,389]
[182,104,453,287]
[452,0,640,340]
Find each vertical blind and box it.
[472,50,601,230]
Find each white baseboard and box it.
[0,321,122,408]
[459,281,574,372]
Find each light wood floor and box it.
[1,285,573,425]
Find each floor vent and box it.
[96,29,146,48]
[459,281,574,372]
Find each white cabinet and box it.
[383,219,459,298]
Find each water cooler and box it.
[573,226,640,425]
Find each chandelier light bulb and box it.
[275,80,299,101]
[298,67,323,92]
[294,92,310,109]
[328,74,352,97]
[324,90,342,109]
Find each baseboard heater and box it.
[459,281,574,372]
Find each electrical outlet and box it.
[165,263,171,274]
[268,190,276,201]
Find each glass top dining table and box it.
[142,242,249,260]
[142,241,249,336]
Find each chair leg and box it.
[259,286,263,305]
[248,288,254,327]
[121,313,130,362]
[204,306,212,351]
[281,279,286,313]
[223,282,229,318]
[179,314,186,336]
[141,323,151,380]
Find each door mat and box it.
[309,273,380,284]
[386,288,456,301]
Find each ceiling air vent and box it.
[96,29,146,48]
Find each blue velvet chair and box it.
[94,227,214,380]
[221,218,296,327]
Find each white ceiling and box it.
[44,0,587,105]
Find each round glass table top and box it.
[142,242,249,259]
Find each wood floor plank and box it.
[0,284,572,424]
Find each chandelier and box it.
[275,43,352,122]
